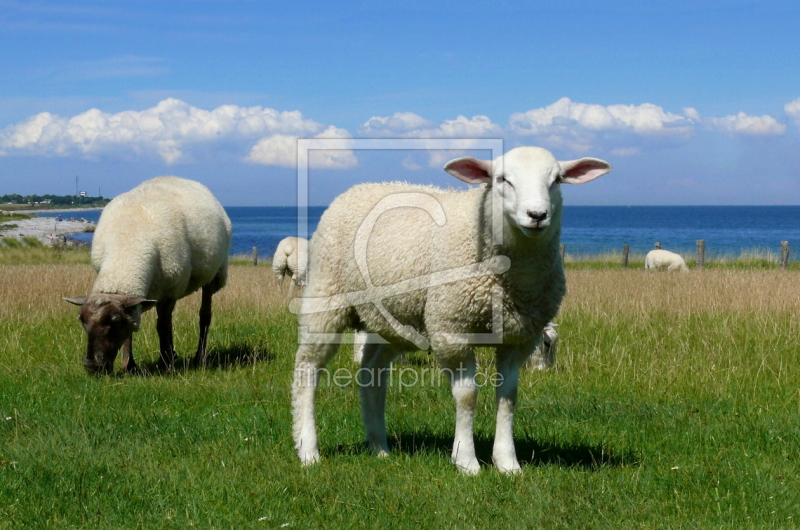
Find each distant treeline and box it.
[0,194,111,206]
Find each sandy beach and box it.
[0,214,96,244]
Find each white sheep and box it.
[525,322,559,370]
[272,236,309,291]
[65,176,232,374]
[644,249,689,272]
[291,146,611,474]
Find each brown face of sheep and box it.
[64,295,156,374]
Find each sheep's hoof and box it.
[365,440,391,457]
[156,359,176,373]
[493,458,522,475]
[189,354,207,369]
[299,452,321,467]
[453,459,481,475]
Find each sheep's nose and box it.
[527,210,548,223]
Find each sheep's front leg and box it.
[192,286,213,367]
[439,350,480,475]
[358,343,400,456]
[292,338,339,466]
[493,344,530,474]
[120,336,136,372]
[156,299,177,370]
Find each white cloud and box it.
[360,112,433,136]
[705,112,786,136]
[359,113,501,168]
[246,126,357,169]
[416,115,502,138]
[611,147,642,157]
[785,98,800,127]
[0,98,347,165]
[360,113,502,138]
[509,97,696,138]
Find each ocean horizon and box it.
[47,205,800,260]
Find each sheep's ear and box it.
[444,157,493,185]
[64,296,88,306]
[122,297,158,312]
[559,158,611,184]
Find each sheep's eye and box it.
[497,176,513,188]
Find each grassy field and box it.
[1,255,799,527]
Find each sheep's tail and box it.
[272,244,293,280]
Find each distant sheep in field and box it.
[272,237,309,291]
[525,322,559,370]
[644,249,689,272]
[291,146,611,474]
[65,176,232,374]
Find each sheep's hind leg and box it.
[156,299,177,370]
[492,344,529,474]
[438,350,480,475]
[359,342,400,457]
[192,285,213,367]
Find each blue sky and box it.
[1,0,799,205]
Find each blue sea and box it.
[46,206,800,259]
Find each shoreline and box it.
[0,214,96,245]
[11,206,104,215]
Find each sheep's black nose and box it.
[527,210,547,222]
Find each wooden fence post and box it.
[780,241,789,270]
[622,244,629,269]
[252,246,258,266]
[560,244,565,262]
[696,240,705,270]
[654,242,661,250]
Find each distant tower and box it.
[75,175,79,196]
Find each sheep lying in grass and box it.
[525,322,559,370]
[65,176,232,374]
[291,146,611,474]
[644,249,689,272]
[272,236,308,291]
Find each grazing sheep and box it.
[272,236,309,291]
[525,322,559,370]
[644,249,689,272]
[291,146,611,474]
[65,176,232,374]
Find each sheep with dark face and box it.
[65,176,231,374]
[291,146,611,474]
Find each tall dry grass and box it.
[0,263,292,324]
[563,269,800,316]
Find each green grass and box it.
[0,239,90,265]
[0,213,32,222]
[1,264,799,527]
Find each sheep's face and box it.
[444,146,611,239]
[64,294,156,374]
